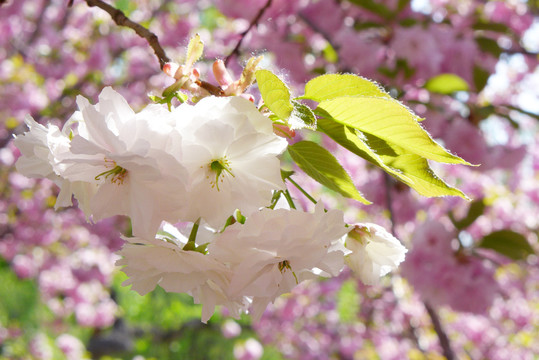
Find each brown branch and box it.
[425,302,455,360]
[84,0,170,69]
[224,0,273,66]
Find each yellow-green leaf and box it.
[318,118,469,199]
[424,73,469,94]
[302,73,390,102]
[288,140,371,204]
[186,34,204,68]
[317,97,472,165]
[255,69,293,121]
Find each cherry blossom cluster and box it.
[2,0,538,358]
[14,82,407,321]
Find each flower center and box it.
[278,260,298,284]
[95,159,128,185]
[207,157,234,191]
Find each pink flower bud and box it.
[240,94,255,102]
[163,62,179,78]
[272,123,296,138]
[213,59,234,87]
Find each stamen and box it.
[278,260,298,284]
[208,157,234,191]
[95,164,128,184]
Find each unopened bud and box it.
[240,93,255,102]
[191,68,201,81]
[163,62,180,77]
[273,123,296,139]
[213,59,234,87]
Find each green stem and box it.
[187,218,200,245]
[283,189,297,209]
[286,176,317,205]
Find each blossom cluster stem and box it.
[84,0,171,69]
[425,302,455,360]
[286,176,317,205]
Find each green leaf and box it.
[288,140,371,204]
[476,37,503,57]
[478,230,535,261]
[473,65,490,92]
[290,100,317,130]
[302,73,390,102]
[317,118,407,180]
[255,69,294,120]
[317,97,472,165]
[449,199,486,229]
[347,0,393,19]
[424,73,470,94]
[186,33,204,68]
[318,118,468,198]
[322,44,339,63]
[472,21,510,33]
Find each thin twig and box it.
[383,173,396,236]
[84,0,170,69]
[424,302,455,360]
[224,0,273,66]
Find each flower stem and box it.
[286,176,317,205]
[283,189,297,209]
[186,218,200,246]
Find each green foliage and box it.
[290,100,317,130]
[450,199,486,230]
[301,73,390,102]
[478,230,535,261]
[336,279,360,323]
[287,141,371,204]
[319,117,467,198]
[424,74,470,94]
[0,260,40,327]
[347,0,393,19]
[473,65,491,91]
[476,37,503,57]
[255,69,293,121]
[317,97,469,165]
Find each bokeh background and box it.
[0,0,538,359]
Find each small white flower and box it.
[54,87,189,238]
[345,223,407,285]
[13,115,94,210]
[174,96,288,229]
[117,224,249,323]
[209,203,348,320]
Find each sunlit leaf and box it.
[301,73,390,102]
[424,74,470,94]
[255,69,293,120]
[317,97,472,165]
[288,140,371,204]
[318,118,469,198]
[186,34,204,68]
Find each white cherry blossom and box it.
[13,114,96,210]
[208,204,348,320]
[117,224,249,323]
[53,87,189,238]
[174,96,288,229]
[345,223,407,285]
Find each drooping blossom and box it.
[209,204,349,320]
[345,223,407,285]
[117,223,249,323]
